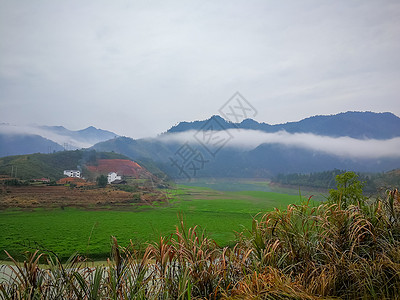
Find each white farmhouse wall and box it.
[63,170,81,178]
[107,172,121,184]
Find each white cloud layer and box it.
[0,124,92,149]
[2,123,399,159]
[158,129,400,159]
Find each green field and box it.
[176,178,328,201]
[0,185,306,261]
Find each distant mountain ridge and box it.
[92,111,400,178]
[38,125,118,146]
[92,135,400,178]
[167,111,400,139]
[2,111,400,177]
[0,124,118,157]
[0,134,64,157]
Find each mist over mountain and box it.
[92,111,400,178]
[0,134,64,157]
[167,111,400,139]
[92,136,400,178]
[38,125,118,146]
[2,111,399,177]
[0,124,118,157]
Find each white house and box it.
[108,172,121,184]
[63,170,81,178]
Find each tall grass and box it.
[1,175,400,299]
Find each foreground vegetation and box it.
[1,172,400,299]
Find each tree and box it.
[96,175,108,188]
[328,171,367,209]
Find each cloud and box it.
[158,129,400,159]
[0,124,91,149]
[2,122,399,160]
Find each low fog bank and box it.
[158,129,400,159]
[0,124,94,149]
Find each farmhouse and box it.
[107,172,122,184]
[63,170,81,178]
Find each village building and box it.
[63,170,81,178]
[107,172,121,184]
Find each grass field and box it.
[0,184,306,261]
[177,177,328,201]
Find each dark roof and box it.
[111,179,127,184]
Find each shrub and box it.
[328,171,367,209]
[96,175,107,188]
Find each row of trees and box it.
[274,168,400,194]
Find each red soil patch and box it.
[86,159,149,178]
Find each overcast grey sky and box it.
[1,0,399,138]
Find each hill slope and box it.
[86,159,152,179]
[0,150,134,181]
[0,134,64,157]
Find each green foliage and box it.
[274,168,400,195]
[114,184,138,193]
[328,171,367,209]
[3,179,28,186]
[96,175,107,188]
[275,169,345,189]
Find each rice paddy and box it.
[0,184,304,261]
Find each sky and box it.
[1,0,399,139]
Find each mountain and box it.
[0,133,64,157]
[2,111,399,178]
[92,136,176,162]
[167,111,400,139]
[93,111,400,178]
[0,123,119,157]
[275,111,400,139]
[39,125,117,146]
[92,136,400,178]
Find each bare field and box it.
[0,185,143,209]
